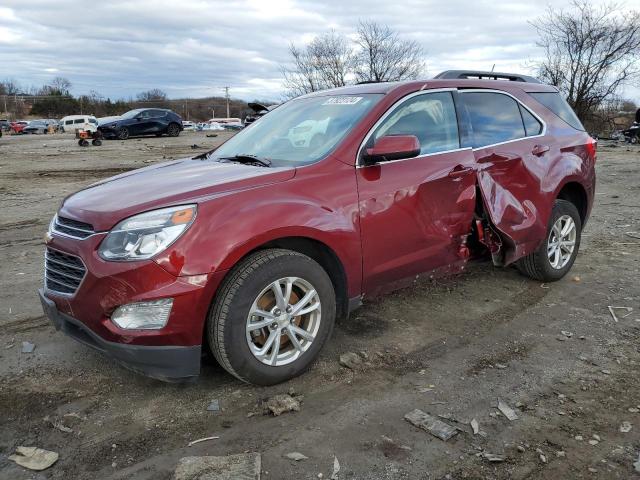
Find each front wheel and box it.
[517,199,582,281]
[208,249,336,385]
[167,123,180,137]
[117,127,129,140]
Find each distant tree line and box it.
[0,79,252,121]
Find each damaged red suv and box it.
[39,70,596,384]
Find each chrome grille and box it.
[45,248,86,295]
[52,215,95,239]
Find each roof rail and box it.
[434,70,542,84]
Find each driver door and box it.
[356,90,478,296]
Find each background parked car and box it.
[59,115,98,134]
[98,108,183,140]
[0,119,10,131]
[23,120,48,134]
[10,121,28,134]
[182,120,196,131]
[243,102,279,126]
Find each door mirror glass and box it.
[362,135,420,165]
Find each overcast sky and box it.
[1,0,638,102]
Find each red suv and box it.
[39,71,596,384]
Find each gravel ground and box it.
[0,132,639,479]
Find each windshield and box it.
[121,109,144,119]
[211,94,382,166]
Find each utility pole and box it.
[223,86,230,118]
[211,107,215,120]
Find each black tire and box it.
[208,248,336,385]
[117,127,129,140]
[155,132,163,137]
[92,139,102,146]
[516,199,582,282]
[78,139,89,147]
[167,123,180,137]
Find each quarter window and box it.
[519,105,542,136]
[369,91,460,156]
[73,119,84,124]
[462,92,525,148]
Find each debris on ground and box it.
[9,446,58,471]
[561,330,574,338]
[44,416,73,433]
[470,418,480,435]
[207,399,221,413]
[284,452,308,461]
[174,453,261,480]
[404,409,458,441]
[331,455,340,480]
[497,398,519,421]
[187,436,220,447]
[619,421,632,433]
[607,306,633,322]
[339,352,363,370]
[206,134,218,138]
[482,452,505,462]
[21,341,35,353]
[265,394,300,416]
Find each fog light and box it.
[111,298,173,330]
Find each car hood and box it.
[59,158,296,231]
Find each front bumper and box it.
[97,126,118,138]
[39,289,201,381]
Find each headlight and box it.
[98,205,196,261]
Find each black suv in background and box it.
[98,108,183,140]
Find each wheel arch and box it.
[556,181,589,225]
[215,234,351,320]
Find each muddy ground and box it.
[0,131,639,480]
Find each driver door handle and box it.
[448,165,474,178]
[532,144,550,156]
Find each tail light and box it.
[586,137,597,162]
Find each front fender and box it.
[154,160,362,296]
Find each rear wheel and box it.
[517,199,581,281]
[92,139,102,146]
[78,139,89,147]
[208,249,336,385]
[167,123,180,137]
[117,127,129,140]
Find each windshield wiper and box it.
[217,154,272,167]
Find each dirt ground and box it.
[0,131,639,480]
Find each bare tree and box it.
[0,78,21,96]
[532,1,640,121]
[136,88,168,102]
[281,31,354,97]
[354,20,425,83]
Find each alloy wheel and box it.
[246,277,321,366]
[547,214,577,269]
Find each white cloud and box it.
[0,0,637,102]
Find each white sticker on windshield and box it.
[323,96,363,105]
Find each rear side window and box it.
[529,92,584,131]
[519,105,543,136]
[74,119,84,124]
[65,120,73,125]
[371,91,460,155]
[462,92,525,147]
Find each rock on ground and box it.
[174,453,261,480]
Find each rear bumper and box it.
[39,288,201,382]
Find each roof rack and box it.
[434,70,542,84]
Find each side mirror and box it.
[362,135,421,166]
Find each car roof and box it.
[299,78,558,98]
